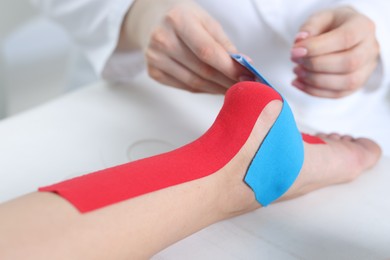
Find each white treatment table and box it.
[0,74,389,260]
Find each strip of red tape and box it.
[39,82,325,212]
[302,133,325,144]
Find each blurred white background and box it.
[0,0,95,119]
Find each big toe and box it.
[353,137,382,170]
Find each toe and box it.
[341,135,353,141]
[353,138,382,170]
[329,133,342,140]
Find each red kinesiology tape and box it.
[39,82,324,213]
[302,133,325,144]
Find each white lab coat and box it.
[34,0,390,155]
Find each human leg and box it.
[0,83,381,259]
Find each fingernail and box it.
[292,79,305,90]
[296,58,304,64]
[239,53,253,63]
[291,56,304,64]
[291,47,308,58]
[239,75,255,82]
[294,31,309,42]
[293,67,306,77]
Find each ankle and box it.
[213,100,284,218]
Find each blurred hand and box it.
[291,6,379,98]
[121,0,252,93]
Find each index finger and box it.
[176,21,250,81]
[295,18,370,57]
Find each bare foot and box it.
[284,133,382,200]
[214,100,382,218]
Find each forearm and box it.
[34,0,135,75]
[117,0,191,51]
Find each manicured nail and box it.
[296,58,304,64]
[241,54,253,63]
[293,66,306,77]
[291,47,308,58]
[292,79,305,90]
[239,75,255,82]
[291,55,304,63]
[294,31,309,42]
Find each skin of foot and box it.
[0,84,382,259]
[210,99,382,218]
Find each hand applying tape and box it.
[39,57,324,212]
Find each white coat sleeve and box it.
[335,0,390,92]
[32,0,146,83]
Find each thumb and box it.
[297,9,335,40]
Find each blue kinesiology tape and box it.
[231,53,304,206]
